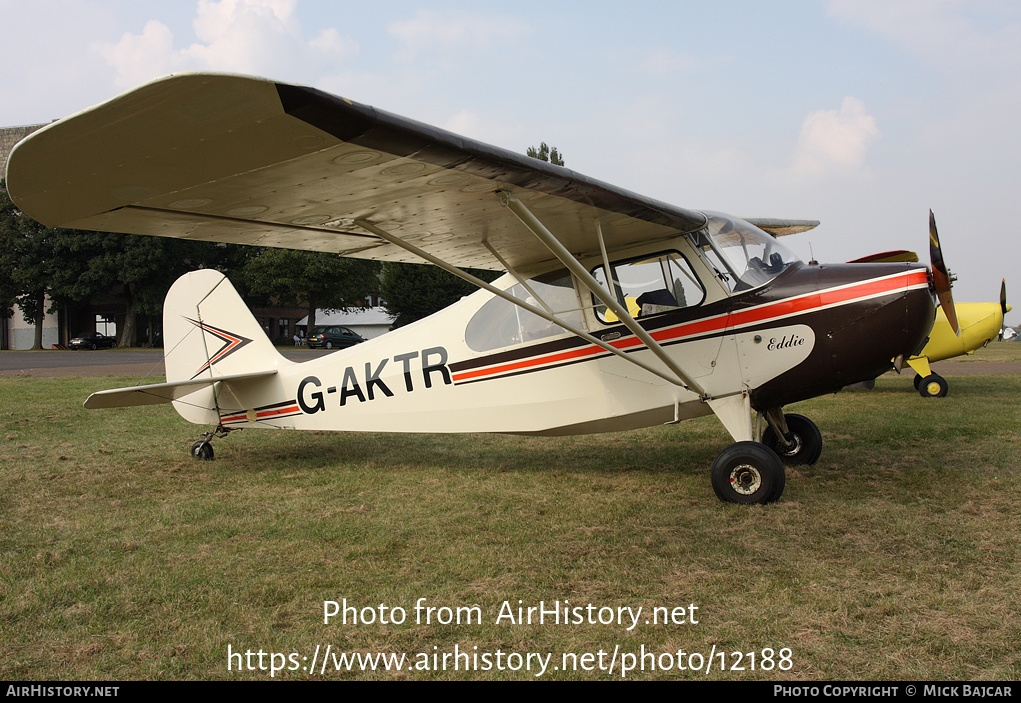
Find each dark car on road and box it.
[307,326,365,350]
[69,332,117,350]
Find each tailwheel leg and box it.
[189,425,236,461]
[711,441,786,504]
[760,408,822,466]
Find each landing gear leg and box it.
[189,425,235,460]
[760,409,823,466]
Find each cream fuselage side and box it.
[169,235,817,438]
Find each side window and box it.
[592,251,704,323]
[465,270,584,352]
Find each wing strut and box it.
[353,219,689,388]
[499,193,708,398]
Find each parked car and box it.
[69,332,116,350]
[307,326,365,350]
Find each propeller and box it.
[1001,278,1010,316]
[929,210,959,336]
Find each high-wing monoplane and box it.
[5,73,945,504]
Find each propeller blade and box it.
[929,210,959,335]
[1002,278,1009,316]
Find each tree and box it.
[0,181,58,349]
[239,248,381,331]
[380,262,499,328]
[526,142,565,166]
[45,231,227,347]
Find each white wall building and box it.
[2,300,60,350]
[297,307,395,340]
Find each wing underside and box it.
[7,73,708,271]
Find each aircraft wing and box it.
[848,250,920,264]
[743,218,820,237]
[6,73,708,271]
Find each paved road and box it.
[0,348,334,377]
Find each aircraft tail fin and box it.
[163,269,283,381]
[83,270,292,425]
[156,269,290,424]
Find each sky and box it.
[1,0,1018,321]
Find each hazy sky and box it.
[2,0,1017,319]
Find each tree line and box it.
[1,181,493,349]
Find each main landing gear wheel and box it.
[191,440,214,460]
[761,413,822,466]
[918,373,948,398]
[711,441,786,505]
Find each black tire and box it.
[325,341,333,349]
[913,373,923,390]
[918,373,949,398]
[191,440,214,460]
[711,441,786,504]
[90,343,98,350]
[761,413,823,466]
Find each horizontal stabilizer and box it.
[84,370,277,409]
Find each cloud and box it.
[95,0,357,87]
[789,97,879,178]
[95,20,182,88]
[387,9,531,60]
[828,0,1021,74]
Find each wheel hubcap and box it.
[926,381,941,396]
[778,432,803,457]
[729,464,762,495]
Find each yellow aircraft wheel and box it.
[918,373,949,399]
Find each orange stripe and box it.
[452,271,928,384]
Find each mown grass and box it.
[2,370,1019,680]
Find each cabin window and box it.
[688,213,801,292]
[465,270,583,352]
[591,251,704,324]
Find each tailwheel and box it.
[918,373,948,398]
[189,425,235,460]
[761,413,822,466]
[191,440,214,460]
[711,441,786,505]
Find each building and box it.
[297,307,396,341]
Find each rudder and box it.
[163,269,288,423]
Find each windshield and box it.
[688,213,801,292]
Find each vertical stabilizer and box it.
[163,269,288,423]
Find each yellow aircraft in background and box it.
[849,251,1009,397]
[907,280,1009,398]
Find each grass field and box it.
[2,362,1020,680]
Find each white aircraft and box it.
[5,73,947,504]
